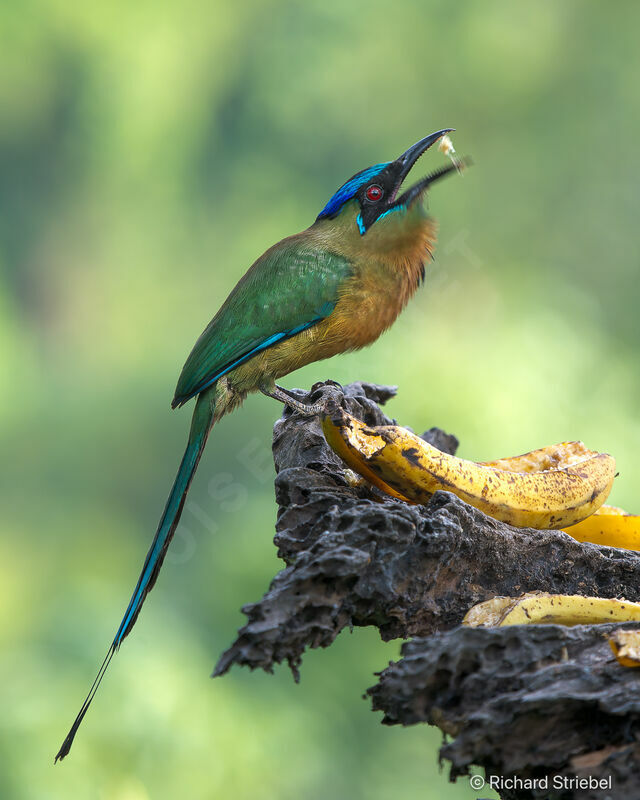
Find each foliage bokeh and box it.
[1,1,639,798]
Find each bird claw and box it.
[262,383,328,417]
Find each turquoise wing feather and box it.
[172,237,352,407]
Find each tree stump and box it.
[215,381,640,800]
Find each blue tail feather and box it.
[113,431,204,647]
[55,386,216,762]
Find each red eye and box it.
[365,184,383,202]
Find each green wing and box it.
[172,236,353,407]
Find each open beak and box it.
[391,129,464,207]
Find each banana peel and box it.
[321,411,411,501]
[609,629,640,667]
[480,441,597,472]
[465,593,640,670]
[463,591,640,628]
[562,505,640,551]
[321,408,616,529]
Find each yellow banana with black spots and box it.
[321,410,411,501]
[463,591,640,628]
[321,408,616,529]
[480,441,596,472]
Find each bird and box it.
[55,128,464,761]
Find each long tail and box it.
[55,385,218,762]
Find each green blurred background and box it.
[1,1,639,797]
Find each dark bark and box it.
[214,381,640,799]
[368,626,640,800]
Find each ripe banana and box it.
[321,409,616,529]
[321,411,412,501]
[480,441,596,472]
[463,591,640,628]
[562,505,640,551]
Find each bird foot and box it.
[261,384,327,416]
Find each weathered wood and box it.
[214,381,640,799]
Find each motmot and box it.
[56,129,464,761]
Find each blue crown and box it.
[317,162,390,219]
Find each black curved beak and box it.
[391,128,466,207]
[395,129,454,176]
